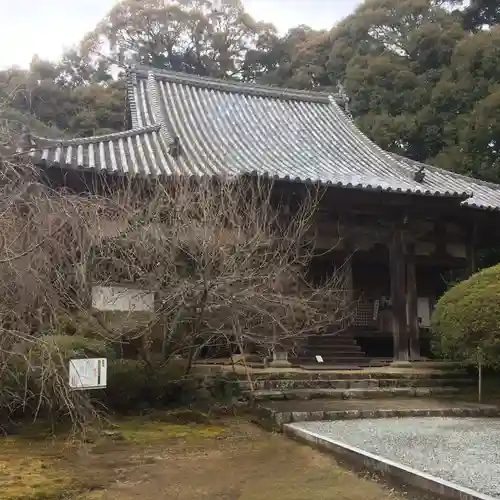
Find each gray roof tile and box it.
[26,125,177,177]
[24,66,500,211]
[392,154,500,211]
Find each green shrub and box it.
[208,372,242,403]
[101,359,198,412]
[432,264,500,367]
[100,359,150,412]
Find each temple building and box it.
[24,66,500,365]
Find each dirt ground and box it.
[1,416,414,500]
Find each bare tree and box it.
[86,177,353,374]
[0,92,352,428]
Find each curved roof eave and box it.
[22,124,179,177]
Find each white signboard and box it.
[92,286,154,312]
[69,358,107,390]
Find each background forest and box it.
[2,0,500,184]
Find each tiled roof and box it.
[26,125,181,176]
[393,155,500,211]
[24,66,500,211]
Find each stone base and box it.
[270,350,292,368]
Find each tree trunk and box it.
[162,308,184,362]
[184,289,209,376]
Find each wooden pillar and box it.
[389,226,409,361]
[466,223,478,277]
[340,220,355,327]
[344,254,354,302]
[341,247,355,329]
[406,243,420,360]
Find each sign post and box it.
[69,358,107,390]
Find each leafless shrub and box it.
[0,95,110,432]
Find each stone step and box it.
[302,347,363,355]
[235,369,471,381]
[242,379,377,391]
[248,386,461,401]
[305,337,358,347]
[379,377,474,387]
[297,364,367,371]
[301,346,364,354]
[303,342,363,349]
[295,362,370,369]
[240,378,475,391]
[291,353,369,365]
[306,337,359,346]
[252,398,500,430]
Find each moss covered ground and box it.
[1,413,419,500]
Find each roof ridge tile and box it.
[133,65,332,104]
[127,67,140,128]
[147,70,174,143]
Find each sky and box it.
[0,0,362,69]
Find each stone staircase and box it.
[295,331,372,367]
[251,386,462,401]
[244,369,500,430]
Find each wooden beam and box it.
[406,243,420,360]
[389,225,409,361]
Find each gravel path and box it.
[295,418,500,498]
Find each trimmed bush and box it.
[100,359,242,413]
[101,359,197,412]
[432,264,500,367]
[100,359,150,412]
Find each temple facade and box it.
[24,67,500,366]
